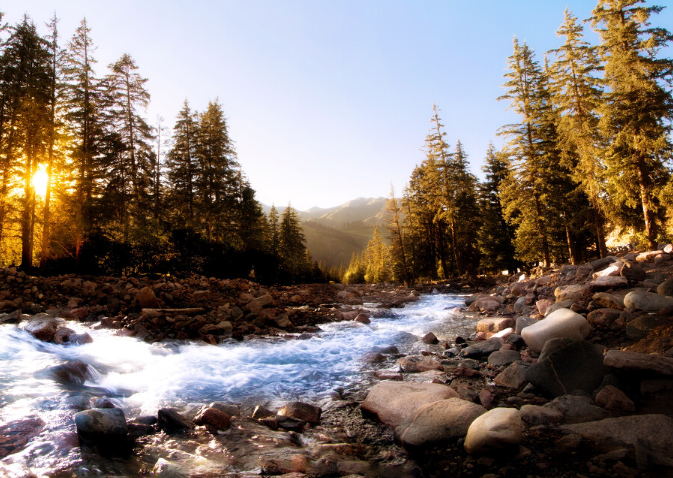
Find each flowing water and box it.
[0,293,473,476]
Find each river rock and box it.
[74,408,128,447]
[545,299,576,317]
[277,402,321,424]
[519,404,563,426]
[515,316,537,334]
[536,299,554,316]
[49,360,96,385]
[592,262,622,278]
[559,415,673,467]
[510,280,534,296]
[397,355,443,373]
[604,350,673,376]
[591,276,628,291]
[23,314,59,341]
[587,308,622,327]
[0,463,37,478]
[476,318,512,336]
[594,385,635,415]
[193,407,230,430]
[158,408,195,433]
[487,350,520,367]
[494,361,529,389]
[462,337,503,359]
[592,292,625,310]
[134,287,160,309]
[624,289,673,311]
[395,398,487,449]
[464,407,524,455]
[361,381,458,427]
[469,297,502,313]
[521,308,592,353]
[591,256,619,272]
[421,332,438,344]
[625,314,672,340]
[555,285,592,303]
[658,277,673,297]
[152,458,187,478]
[620,263,646,282]
[544,395,609,424]
[0,416,45,459]
[524,339,606,398]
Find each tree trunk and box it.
[636,160,657,250]
[533,192,551,267]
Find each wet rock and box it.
[157,408,195,433]
[251,405,275,419]
[361,381,458,427]
[395,397,487,449]
[277,402,321,424]
[524,339,607,398]
[521,308,592,353]
[462,337,503,359]
[624,289,673,311]
[0,309,22,324]
[397,355,443,373]
[421,332,438,344]
[487,350,520,367]
[74,408,128,450]
[519,404,562,426]
[134,286,160,308]
[469,296,502,313]
[49,360,96,385]
[587,308,622,327]
[464,408,524,455]
[559,415,673,467]
[595,385,635,415]
[68,332,93,345]
[23,314,58,341]
[354,313,370,324]
[194,407,230,430]
[493,361,529,389]
[476,318,513,336]
[208,402,240,417]
[604,350,673,376]
[374,371,403,381]
[152,458,187,478]
[276,416,306,432]
[0,416,45,459]
[544,395,609,424]
[592,292,625,310]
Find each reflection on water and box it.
[0,292,472,475]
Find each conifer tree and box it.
[363,226,392,283]
[591,0,673,250]
[278,205,308,278]
[385,186,412,284]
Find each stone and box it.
[157,408,195,433]
[544,395,609,424]
[524,340,607,398]
[397,355,443,373]
[476,318,513,336]
[624,290,673,311]
[208,402,240,417]
[135,286,160,308]
[421,332,438,344]
[620,263,646,282]
[592,292,625,310]
[464,408,524,455]
[604,350,673,376]
[74,408,128,447]
[594,385,635,415]
[521,308,592,353]
[513,296,529,315]
[49,360,95,385]
[395,398,487,449]
[152,458,187,478]
[0,463,37,478]
[592,262,622,278]
[193,407,230,430]
[625,314,672,340]
[0,416,45,459]
[510,280,534,297]
[354,313,370,324]
[591,276,628,291]
[361,381,458,428]
[469,297,502,313]
[636,251,663,262]
[23,314,59,341]
[519,404,563,426]
[658,277,673,297]
[536,299,555,316]
[665,244,673,254]
[555,284,592,303]
[545,299,576,316]
[493,361,529,389]
[587,308,622,327]
[215,320,233,333]
[462,337,503,359]
[487,350,520,367]
[278,402,321,424]
[515,316,537,334]
[68,332,94,345]
[591,256,619,272]
[559,415,673,467]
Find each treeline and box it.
[345,1,673,284]
[0,13,321,283]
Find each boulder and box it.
[464,408,524,455]
[23,314,59,341]
[395,398,486,449]
[421,332,439,344]
[152,458,187,478]
[462,337,503,359]
[592,292,625,310]
[493,361,529,389]
[590,256,619,272]
[68,332,94,345]
[559,415,673,467]
[469,297,502,313]
[74,408,128,447]
[134,287,160,309]
[524,339,606,398]
[591,276,628,291]
[544,395,609,424]
[397,355,443,373]
[586,308,622,327]
[157,408,195,433]
[487,350,520,367]
[636,251,663,262]
[277,402,321,424]
[515,316,537,334]
[476,318,512,336]
[49,360,96,385]
[592,262,622,278]
[620,263,646,282]
[510,281,534,297]
[554,285,592,303]
[519,404,563,426]
[193,407,230,430]
[658,277,673,297]
[361,381,458,428]
[594,385,635,415]
[354,313,370,324]
[626,314,672,340]
[521,308,592,353]
[604,350,673,376]
[623,290,673,311]
[0,416,45,459]
[545,299,576,316]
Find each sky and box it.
[4,1,673,210]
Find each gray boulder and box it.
[462,337,503,359]
[624,289,673,311]
[544,394,609,424]
[74,408,128,448]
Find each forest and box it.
[1,1,672,286]
[345,1,673,284]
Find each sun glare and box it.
[32,167,49,197]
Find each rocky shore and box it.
[1,245,673,477]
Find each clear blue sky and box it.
[5,1,672,210]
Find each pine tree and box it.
[385,186,412,284]
[278,205,308,279]
[363,226,392,283]
[591,0,673,250]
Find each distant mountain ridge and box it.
[261,197,388,227]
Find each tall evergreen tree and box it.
[385,186,412,284]
[591,0,673,250]
[278,205,308,279]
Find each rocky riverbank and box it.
[2,245,673,477]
